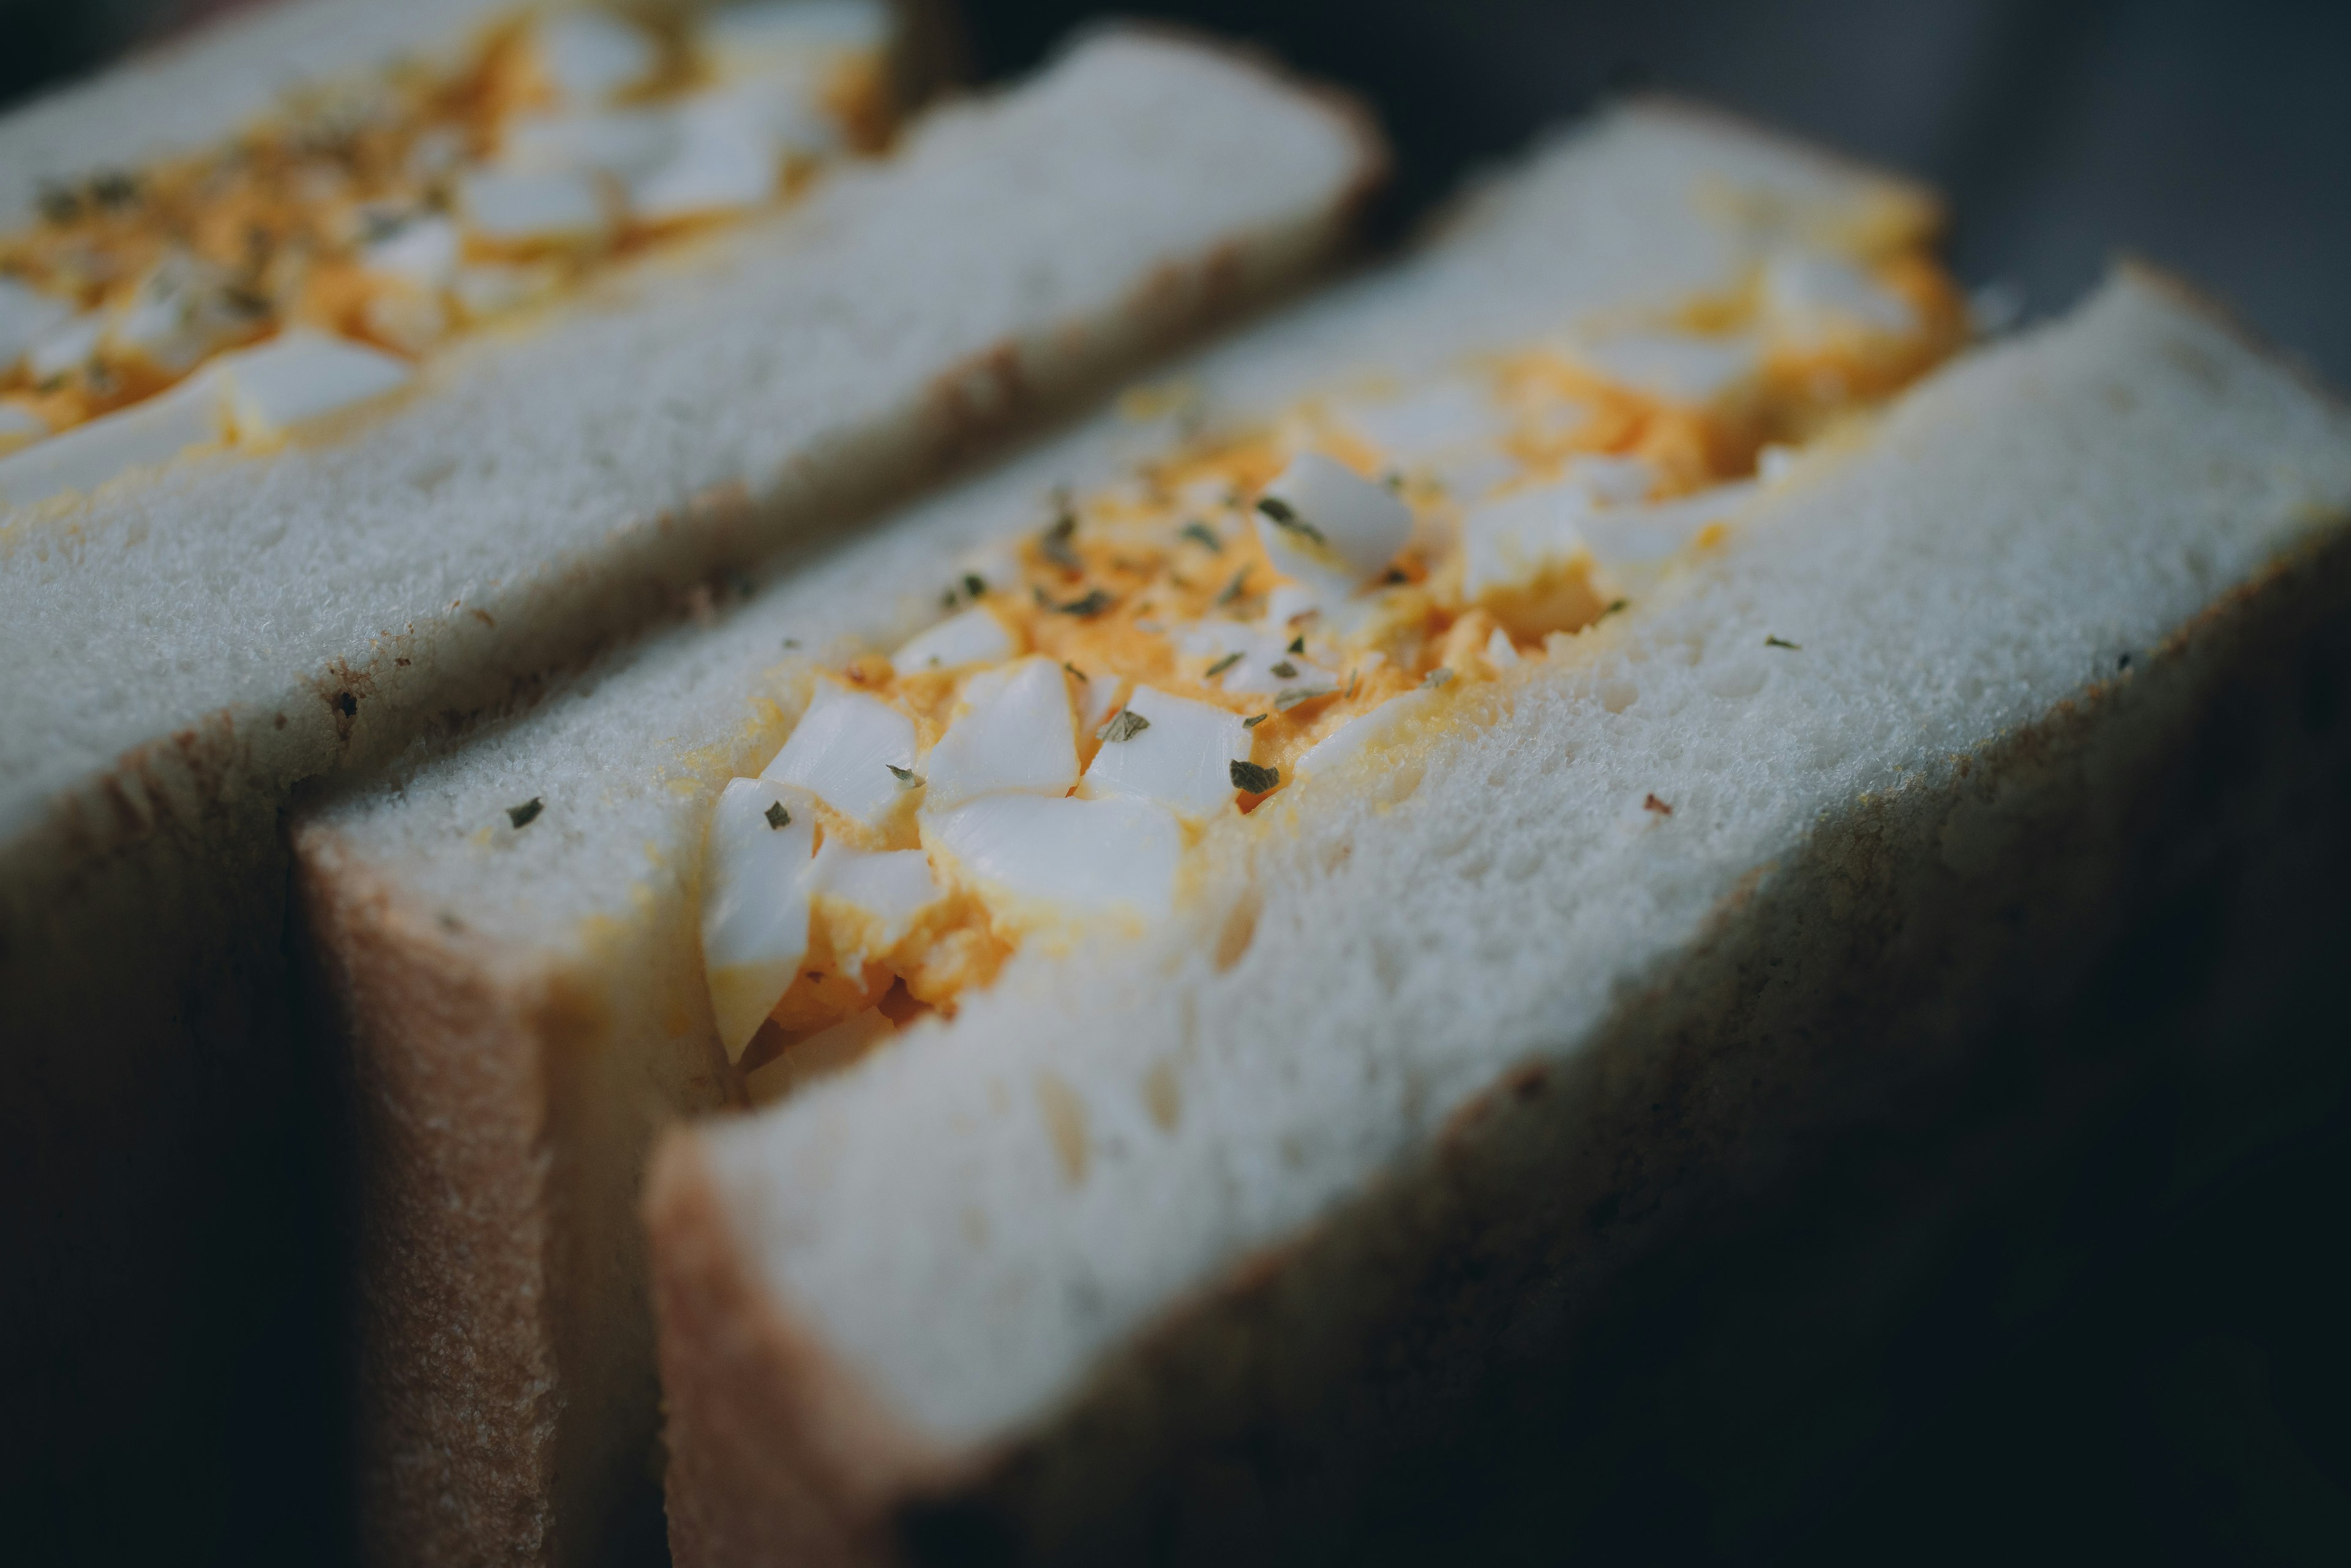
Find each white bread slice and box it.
[634,270,2351,1561]
[0,13,1378,1565]
[291,99,1941,1562]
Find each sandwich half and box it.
[636,258,2351,1561]
[292,99,1979,1560]
[0,2,1379,1559]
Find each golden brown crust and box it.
[648,1131,955,1568]
[295,827,567,1567]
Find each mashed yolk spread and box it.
[706,236,1968,1087]
[0,3,893,460]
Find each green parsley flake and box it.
[763,800,792,830]
[1230,759,1280,793]
[506,797,544,830]
[1097,708,1150,743]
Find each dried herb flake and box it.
[1097,708,1150,743]
[506,797,544,830]
[1180,520,1222,552]
[1254,494,1325,544]
[1763,635,1801,650]
[887,765,924,789]
[763,801,792,830]
[1204,651,1243,678]
[1231,759,1280,793]
[1040,509,1081,571]
[1058,588,1115,618]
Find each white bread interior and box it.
[0,13,1379,1564]
[293,99,1948,1559]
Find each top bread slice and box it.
[0,8,1381,1563]
[636,268,2351,1562]
[291,97,1943,1562]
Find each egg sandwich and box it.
[0,2,1378,1556]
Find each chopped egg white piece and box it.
[1257,451,1415,581]
[1298,687,1437,780]
[629,84,829,220]
[533,9,660,105]
[0,278,73,370]
[1461,460,1752,604]
[1577,480,1758,568]
[0,372,223,506]
[106,253,253,373]
[700,777,818,1060]
[500,107,680,182]
[1566,331,1762,406]
[893,604,1015,672]
[705,0,891,80]
[806,841,943,977]
[1331,377,1506,467]
[26,313,103,381]
[211,330,413,444]
[1081,684,1248,819]
[686,77,842,157]
[458,168,612,247]
[1762,250,1916,345]
[919,656,1078,814]
[760,680,917,828]
[1260,581,1324,630]
[1572,452,1657,505]
[448,263,563,322]
[361,215,462,289]
[1176,621,1330,699]
[927,793,1181,920]
[1078,669,1124,732]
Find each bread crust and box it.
[646,438,2351,1561]
[297,835,572,1566]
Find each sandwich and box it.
[291,98,2004,1559]
[0,2,1379,1557]
[642,284,2351,1556]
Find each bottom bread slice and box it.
[644,270,2351,1564]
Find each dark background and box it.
[7,2,2347,1562]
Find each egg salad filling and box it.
[704,236,1970,1089]
[0,1,896,504]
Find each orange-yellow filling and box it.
[733,246,1967,1077]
